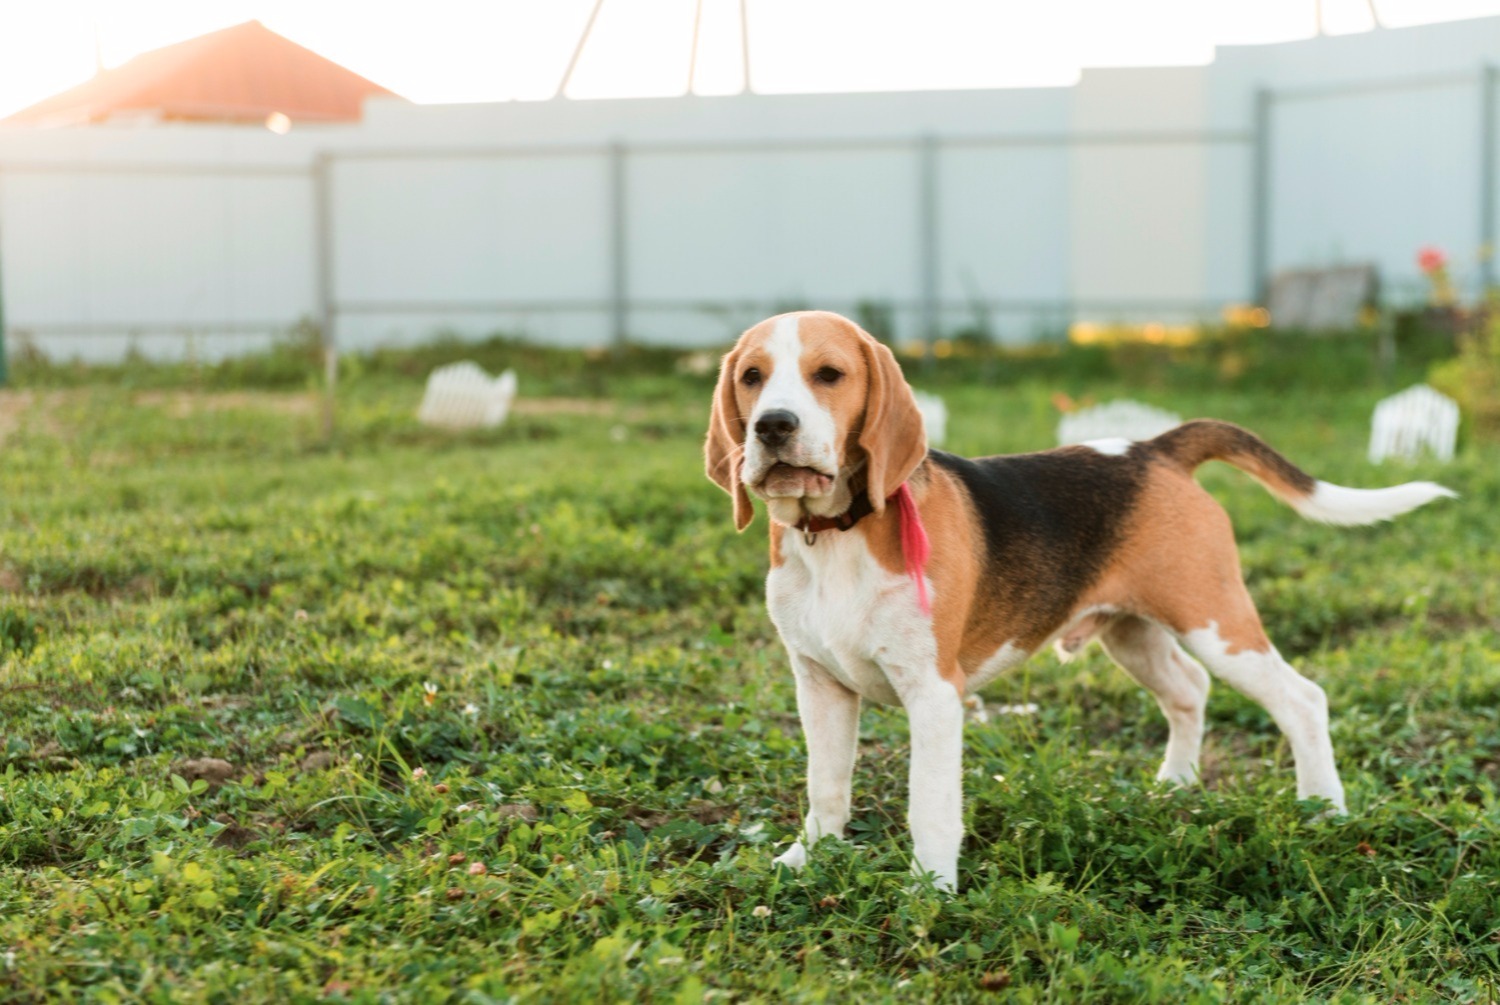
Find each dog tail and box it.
[1150,419,1455,526]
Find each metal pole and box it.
[740,0,752,93]
[687,0,704,94]
[558,0,608,99]
[609,142,628,348]
[918,134,940,354]
[1481,63,1497,293]
[1251,88,1274,305]
[1366,0,1385,29]
[314,153,336,440]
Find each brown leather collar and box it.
[794,487,876,536]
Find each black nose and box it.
[754,409,799,447]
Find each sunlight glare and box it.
[6,0,1500,120]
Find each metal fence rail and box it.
[2,62,1498,380]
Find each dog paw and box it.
[772,842,808,870]
[908,859,957,894]
[1154,765,1200,786]
[1307,800,1349,823]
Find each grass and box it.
[1,330,1498,1002]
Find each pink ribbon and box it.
[893,482,931,616]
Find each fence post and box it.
[0,165,7,387]
[609,142,628,348]
[1250,88,1273,305]
[314,153,337,440]
[918,134,940,357]
[1481,63,1497,293]
[0,214,7,389]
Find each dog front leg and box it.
[774,657,860,870]
[899,675,965,891]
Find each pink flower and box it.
[1417,246,1448,274]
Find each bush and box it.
[1430,305,1500,438]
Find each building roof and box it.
[3,20,401,128]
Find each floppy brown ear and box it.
[857,331,928,513]
[705,347,754,531]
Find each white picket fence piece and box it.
[416,362,518,429]
[1056,400,1181,447]
[913,390,948,447]
[1368,384,1459,463]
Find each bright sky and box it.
[3,0,1500,118]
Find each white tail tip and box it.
[1292,480,1457,526]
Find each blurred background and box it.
[2,0,1500,371]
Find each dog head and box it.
[704,310,927,530]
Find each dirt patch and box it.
[132,390,317,418]
[0,391,35,445]
[210,813,264,850]
[512,398,616,417]
[172,757,238,788]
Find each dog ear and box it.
[705,346,754,531]
[856,330,927,514]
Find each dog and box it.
[704,310,1454,891]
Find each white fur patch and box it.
[1081,437,1132,457]
[768,530,932,707]
[1291,479,1456,526]
[1180,622,1344,811]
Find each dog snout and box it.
[754,409,799,448]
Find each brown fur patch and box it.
[1077,463,1271,653]
[1153,420,1316,500]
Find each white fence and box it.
[5,15,1500,363]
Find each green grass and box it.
[1,332,1498,1002]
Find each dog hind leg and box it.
[1100,615,1210,785]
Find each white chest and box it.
[766,531,936,706]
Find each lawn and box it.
[1,332,1498,1002]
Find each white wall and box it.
[0,125,320,362]
[1272,81,1480,300]
[330,152,614,348]
[1069,67,1214,323]
[6,15,1500,361]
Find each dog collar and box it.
[794,489,877,538]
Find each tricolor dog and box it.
[705,310,1453,891]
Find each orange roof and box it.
[3,20,401,128]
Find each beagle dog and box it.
[705,310,1454,891]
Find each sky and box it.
[3,0,1500,118]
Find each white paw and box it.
[909,859,957,893]
[1307,799,1348,822]
[772,842,808,870]
[1155,765,1199,786]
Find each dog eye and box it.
[741,367,762,387]
[814,366,843,384]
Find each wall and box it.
[4,15,1500,362]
